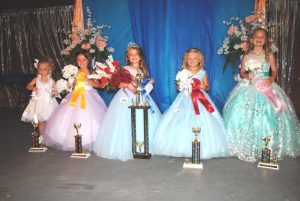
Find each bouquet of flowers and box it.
[218,14,278,72]
[110,68,134,91]
[55,79,68,99]
[55,64,78,99]
[175,69,193,96]
[61,7,114,64]
[87,55,120,90]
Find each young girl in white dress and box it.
[21,57,58,137]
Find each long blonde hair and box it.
[125,46,149,77]
[182,48,204,70]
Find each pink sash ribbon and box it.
[254,79,287,113]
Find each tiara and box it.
[127,42,139,49]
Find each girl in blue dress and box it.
[223,28,300,162]
[153,48,229,159]
[93,43,161,161]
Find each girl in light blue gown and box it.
[93,43,161,161]
[153,48,229,159]
[223,28,300,162]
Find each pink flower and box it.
[240,42,249,52]
[83,29,90,35]
[227,26,238,36]
[71,35,82,45]
[64,46,72,55]
[245,15,256,23]
[96,36,107,48]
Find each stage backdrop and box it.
[84,0,254,112]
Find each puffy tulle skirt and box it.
[93,88,161,161]
[43,87,107,151]
[21,95,58,122]
[223,79,300,162]
[153,91,229,159]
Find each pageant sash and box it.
[70,72,87,109]
[191,78,214,115]
[254,79,287,113]
[141,77,155,113]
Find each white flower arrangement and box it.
[62,64,78,80]
[55,79,68,98]
[176,69,193,96]
[245,60,261,72]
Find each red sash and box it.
[191,78,214,115]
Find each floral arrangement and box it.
[87,55,120,89]
[218,14,278,72]
[55,79,68,99]
[61,7,114,65]
[55,64,78,99]
[175,69,193,96]
[110,68,134,90]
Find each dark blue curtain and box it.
[128,0,254,112]
[84,0,254,111]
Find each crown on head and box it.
[127,42,139,49]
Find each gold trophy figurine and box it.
[28,118,47,152]
[258,135,279,170]
[135,73,143,106]
[71,122,90,158]
[183,127,203,169]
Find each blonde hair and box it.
[37,57,55,74]
[248,28,271,61]
[125,46,149,77]
[182,48,204,70]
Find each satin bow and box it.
[191,78,214,115]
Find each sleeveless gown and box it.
[43,71,107,151]
[21,76,58,122]
[223,52,300,162]
[93,66,161,161]
[153,69,229,159]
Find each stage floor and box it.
[0,108,299,201]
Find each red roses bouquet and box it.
[109,68,134,90]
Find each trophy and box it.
[258,135,279,170]
[71,123,90,158]
[28,119,47,152]
[132,73,147,107]
[129,73,151,159]
[183,127,203,169]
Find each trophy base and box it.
[71,152,91,159]
[258,161,279,170]
[183,162,203,169]
[133,153,152,159]
[28,146,47,152]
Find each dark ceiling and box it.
[0,0,74,11]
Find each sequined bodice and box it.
[245,52,270,78]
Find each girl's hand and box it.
[248,72,254,80]
[33,87,38,92]
[149,79,154,84]
[127,83,137,93]
[52,89,59,97]
[264,78,272,86]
